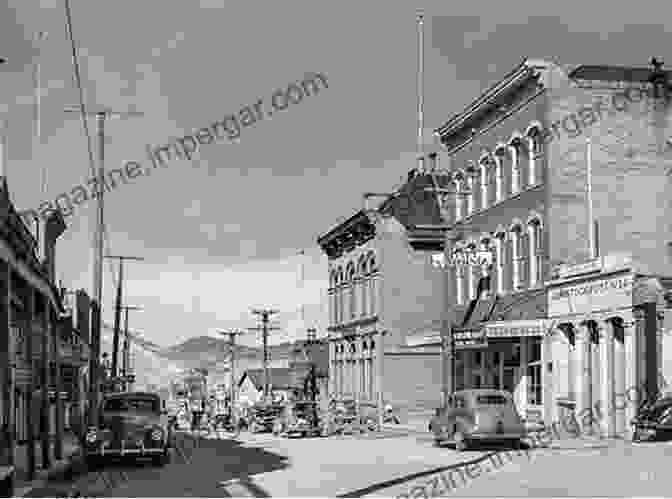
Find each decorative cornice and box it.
[434,59,550,141]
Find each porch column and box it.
[375,330,384,429]
[518,337,529,415]
[52,310,63,460]
[590,324,601,434]
[574,322,591,435]
[40,297,50,469]
[624,314,639,439]
[613,317,626,436]
[25,289,35,480]
[542,331,553,426]
[599,320,615,438]
[0,260,13,468]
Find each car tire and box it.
[433,438,442,447]
[152,450,170,467]
[85,456,102,471]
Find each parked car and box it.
[273,400,321,438]
[323,398,364,435]
[429,389,525,451]
[84,392,172,468]
[250,403,284,433]
[631,395,672,442]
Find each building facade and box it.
[318,168,453,417]
[432,58,672,437]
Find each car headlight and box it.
[151,428,164,441]
[86,428,98,443]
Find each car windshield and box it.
[103,396,159,413]
[476,394,509,405]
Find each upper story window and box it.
[494,232,506,294]
[479,158,489,210]
[493,146,506,202]
[510,225,524,290]
[528,218,543,287]
[453,176,464,221]
[509,137,523,194]
[526,125,543,186]
[346,263,356,320]
[466,173,475,216]
[466,242,478,300]
[453,247,465,305]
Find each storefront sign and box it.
[453,328,488,348]
[549,274,634,316]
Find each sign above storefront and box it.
[548,274,634,317]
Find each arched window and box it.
[453,176,464,220]
[509,136,524,194]
[368,254,377,316]
[479,157,489,210]
[494,232,506,294]
[466,167,477,215]
[479,238,493,297]
[346,262,356,320]
[493,146,506,202]
[466,242,478,300]
[337,267,344,324]
[359,256,368,317]
[526,125,543,186]
[510,225,524,290]
[528,218,543,287]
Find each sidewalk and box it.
[11,433,85,498]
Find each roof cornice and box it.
[434,58,550,141]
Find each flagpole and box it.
[416,11,425,173]
[586,137,595,258]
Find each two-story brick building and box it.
[431,57,672,438]
[318,166,454,418]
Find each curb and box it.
[13,451,87,498]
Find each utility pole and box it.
[64,107,143,423]
[121,306,142,389]
[249,309,280,400]
[105,255,144,382]
[217,330,244,424]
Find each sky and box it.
[1,0,672,348]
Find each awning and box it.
[483,319,553,338]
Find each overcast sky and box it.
[1,0,671,347]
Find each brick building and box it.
[431,58,672,438]
[318,167,453,418]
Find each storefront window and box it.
[527,338,542,405]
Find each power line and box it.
[249,309,281,400]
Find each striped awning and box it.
[483,320,552,338]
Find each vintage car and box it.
[631,395,672,442]
[84,392,172,467]
[273,400,321,438]
[250,404,284,433]
[429,389,525,451]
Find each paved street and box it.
[37,429,485,497]
[371,439,672,497]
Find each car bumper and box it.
[434,430,524,441]
[86,445,166,457]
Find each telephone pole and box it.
[249,309,280,400]
[217,330,244,422]
[105,255,144,382]
[121,305,143,388]
[64,107,143,422]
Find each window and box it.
[510,226,522,290]
[454,396,467,409]
[528,219,543,287]
[509,142,520,193]
[467,243,477,300]
[454,178,464,220]
[494,234,505,294]
[347,264,356,320]
[480,160,489,210]
[103,396,159,413]
[527,127,543,185]
[527,338,542,405]
[494,150,504,202]
[454,249,466,305]
[466,174,475,215]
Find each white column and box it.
[624,317,638,439]
[599,320,615,438]
[575,323,591,434]
[518,337,529,415]
[614,319,626,436]
[542,331,553,425]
